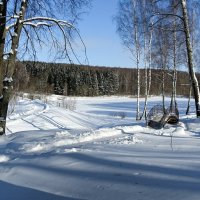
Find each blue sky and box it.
[77,0,133,68]
[34,0,133,68]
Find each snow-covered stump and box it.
[147,105,166,129]
[0,118,5,135]
[165,104,179,124]
[147,104,179,130]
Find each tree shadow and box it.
[5,152,200,193]
[180,117,200,137]
[0,180,86,200]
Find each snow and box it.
[13,15,20,19]
[1,95,200,200]
[3,77,13,82]
[12,32,18,37]
[0,155,9,162]
[9,49,14,55]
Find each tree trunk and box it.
[181,0,200,117]
[162,68,165,112]
[141,28,153,120]
[0,0,7,135]
[186,84,192,115]
[136,57,140,120]
[171,13,177,111]
[0,0,27,134]
[0,0,7,94]
[140,37,147,120]
[0,79,13,134]
[135,22,140,120]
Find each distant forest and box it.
[14,61,196,97]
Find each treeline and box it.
[14,61,196,97]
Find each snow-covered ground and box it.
[1,95,200,200]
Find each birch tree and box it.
[138,0,153,120]
[0,0,90,135]
[181,0,200,117]
[151,0,200,116]
[147,0,200,117]
[116,0,152,120]
[150,17,172,112]
[185,5,199,115]
[116,0,200,117]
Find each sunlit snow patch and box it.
[122,125,144,133]
[28,143,46,152]
[0,155,9,162]
[8,99,48,120]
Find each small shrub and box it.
[66,97,77,111]
[26,93,35,100]
[58,96,77,111]
[7,93,19,115]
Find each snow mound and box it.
[19,126,146,154]
[54,128,122,147]
[19,128,122,154]
[108,135,143,145]
[161,122,189,137]
[142,122,190,137]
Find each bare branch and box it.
[154,12,184,21]
[22,17,74,28]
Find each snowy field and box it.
[1,95,200,200]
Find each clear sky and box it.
[77,0,133,68]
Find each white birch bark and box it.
[181,0,200,117]
[135,27,140,120]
